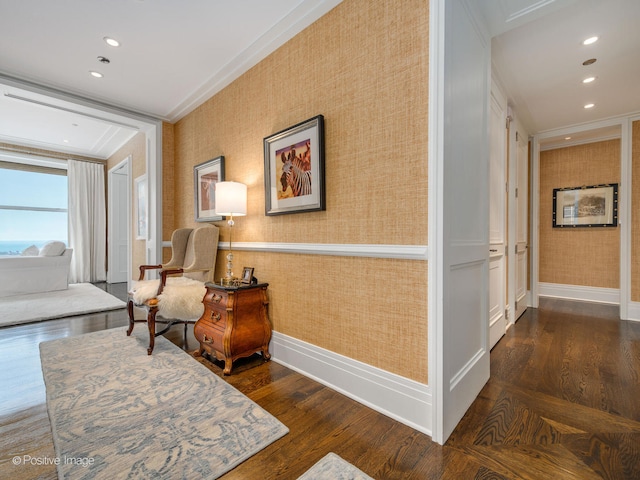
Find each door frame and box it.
[107,156,131,284]
[531,116,631,317]
[0,74,164,277]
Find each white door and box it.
[489,83,507,349]
[107,158,130,284]
[430,0,491,444]
[514,131,528,319]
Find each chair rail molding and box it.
[216,241,428,261]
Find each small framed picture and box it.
[241,267,254,284]
[264,115,325,215]
[194,156,225,222]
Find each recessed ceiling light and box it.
[565,137,572,140]
[582,76,596,84]
[583,36,599,45]
[103,37,120,47]
[89,71,103,78]
[584,103,595,109]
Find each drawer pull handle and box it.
[489,249,498,253]
[213,294,222,303]
[202,334,213,345]
[210,311,221,322]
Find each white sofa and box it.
[0,243,73,298]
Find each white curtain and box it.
[67,159,106,283]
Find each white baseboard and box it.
[538,282,620,305]
[270,331,432,437]
[625,302,640,322]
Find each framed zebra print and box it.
[264,115,325,215]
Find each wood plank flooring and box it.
[0,286,639,479]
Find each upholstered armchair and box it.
[127,225,219,354]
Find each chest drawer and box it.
[194,314,225,352]
[204,289,228,308]
[201,306,227,326]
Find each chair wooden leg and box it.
[126,299,135,336]
[147,306,158,355]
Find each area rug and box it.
[39,327,289,479]
[298,453,375,479]
[0,283,126,327]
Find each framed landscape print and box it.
[552,184,618,228]
[194,156,225,222]
[263,115,325,216]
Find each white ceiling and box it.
[486,0,640,135]
[0,0,638,160]
[0,0,342,159]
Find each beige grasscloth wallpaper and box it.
[539,139,621,289]
[161,122,175,263]
[168,0,429,382]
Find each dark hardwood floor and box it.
[1,286,639,479]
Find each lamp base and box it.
[220,251,238,286]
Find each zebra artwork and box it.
[280,153,312,197]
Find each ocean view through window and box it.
[0,167,68,255]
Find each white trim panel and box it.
[625,302,640,322]
[270,331,432,436]
[538,282,620,305]
[218,241,428,260]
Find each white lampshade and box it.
[215,181,247,216]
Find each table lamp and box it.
[215,181,247,285]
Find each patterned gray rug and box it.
[298,453,375,479]
[40,327,288,479]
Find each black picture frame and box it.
[552,183,618,228]
[264,115,325,215]
[194,156,225,222]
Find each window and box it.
[0,167,68,255]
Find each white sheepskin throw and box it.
[130,276,206,320]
